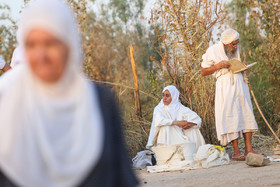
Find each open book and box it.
[228,59,257,73]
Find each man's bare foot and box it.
[244,150,259,156]
[232,154,246,161]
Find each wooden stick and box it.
[130,44,142,119]
[248,83,280,144]
[93,80,159,100]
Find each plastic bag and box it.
[132,150,156,169]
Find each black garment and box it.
[0,84,138,187]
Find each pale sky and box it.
[1,0,225,46]
[1,0,24,22]
[0,0,155,24]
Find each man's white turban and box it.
[221,29,239,45]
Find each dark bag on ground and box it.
[132,150,156,169]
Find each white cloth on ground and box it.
[152,143,196,164]
[201,35,258,146]
[193,144,230,168]
[0,0,103,187]
[0,57,6,69]
[147,143,197,173]
[267,156,280,162]
[147,144,229,173]
[146,86,205,150]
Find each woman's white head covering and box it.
[17,0,82,79]
[160,85,181,120]
[0,0,103,187]
[10,46,24,68]
[221,29,239,45]
[0,57,6,69]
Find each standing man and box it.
[0,57,11,72]
[201,29,258,160]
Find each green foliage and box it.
[109,0,144,24]
[110,0,131,24]
[0,4,16,66]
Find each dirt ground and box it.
[136,161,280,187]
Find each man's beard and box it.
[224,45,238,60]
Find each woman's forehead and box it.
[26,28,61,41]
[163,90,171,94]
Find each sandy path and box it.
[136,161,280,187]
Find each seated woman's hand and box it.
[173,121,197,130]
[172,121,185,129]
[183,123,192,130]
[182,121,197,130]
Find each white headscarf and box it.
[221,28,239,45]
[160,85,182,120]
[0,0,103,187]
[10,46,25,68]
[0,57,6,69]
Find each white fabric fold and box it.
[215,73,258,145]
[147,144,230,173]
[193,144,230,169]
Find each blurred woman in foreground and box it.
[146,85,205,150]
[0,0,137,186]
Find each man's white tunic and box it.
[201,41,258,146]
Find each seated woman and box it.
[146,85,205,151]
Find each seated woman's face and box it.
[162,90,172,105]
[25,29,69,83]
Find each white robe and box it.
[202,41,258,146]
[146,104,205,151]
